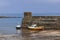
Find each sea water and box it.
[0,14,23,34]
[0,13,59,34]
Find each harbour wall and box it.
[22,12,60,30]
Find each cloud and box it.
[24,0,60,3]
[0,0,11,8]
[0,0,60,14]
[0,0,22,13]
[47,0,60,2]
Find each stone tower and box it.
[22,12,32,28]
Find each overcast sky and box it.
[0,0,60,15]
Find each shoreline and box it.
[0,30,60,40]
[0,34,22,40]
[0,16,21,18]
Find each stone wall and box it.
[22,12,60,30]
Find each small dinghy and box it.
[28,24,44,30]
[16,25,21,29]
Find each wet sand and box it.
[0,34,22,40]
[0,29,60,40]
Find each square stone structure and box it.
[22,12,60,30]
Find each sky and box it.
[0,0,60,15]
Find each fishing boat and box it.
[16,25,21,29]
[28,24,44,30]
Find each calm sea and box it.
[0,13,59,34]
[0,14,23,34]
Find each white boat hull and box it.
[16,25,21,29]
[28,26,44,30]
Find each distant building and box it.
[22,12,60,30]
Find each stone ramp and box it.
[22,30,60,40]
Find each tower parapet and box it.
[22,12,32,28]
